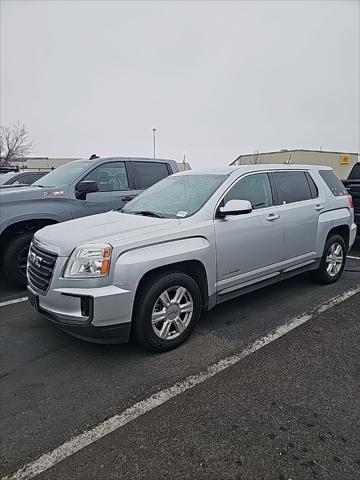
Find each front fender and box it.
[112,236,216,298]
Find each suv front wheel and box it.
[312,234,346,284]
[133,272,202,352]
[1,232,33,286]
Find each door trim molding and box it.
[218,271,281,296]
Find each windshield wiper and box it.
[130,210,165,218]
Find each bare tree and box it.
[0,122,34,165]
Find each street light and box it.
[152,128,157,158]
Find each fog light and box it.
[80,296,92,318]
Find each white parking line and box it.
[0,297,28,308]
[2,284,360,480]
[347,255,360,260]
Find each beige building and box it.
[231,149,359,178]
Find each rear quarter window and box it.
[319,170,348,197]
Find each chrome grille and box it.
[27,243,57,293]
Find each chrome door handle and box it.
[315,204,324,211]
[266,213,280,221]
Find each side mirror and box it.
[75,180,99,199]
[217,199,252,218]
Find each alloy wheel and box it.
[325,242,344,277]
[151,286,194,340]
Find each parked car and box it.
[342,162,360,230]
[0,170,49,188]
[0,156,178,285]
[27,164,356,351]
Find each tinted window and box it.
[319,170,348,197]
[11,175,26,185]
[132,162,169,189]
[348,164,360,180]
[13,173,43,185]
[83,162,129,192]
[224,173,273,209]
[275,171,312,204]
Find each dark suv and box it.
[0,169,49,189]
[0,156,179,285]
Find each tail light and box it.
[348,195,354,208]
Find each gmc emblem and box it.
[29,251,43,268]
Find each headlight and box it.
[63,244,112,278]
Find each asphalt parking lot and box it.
[1,240,359,480]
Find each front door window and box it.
[83,162,129,192]
[223,173,273,209]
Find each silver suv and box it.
[27,165,357,351]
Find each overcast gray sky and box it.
[1,0,359,168]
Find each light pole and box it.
[152,128,157,158]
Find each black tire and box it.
[133,271,202,352]
[1,232,34,286]
[312,234,346,284]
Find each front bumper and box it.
[27,283,134,344]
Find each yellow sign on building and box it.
[340,155,350,165]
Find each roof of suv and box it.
[175,164,333,176]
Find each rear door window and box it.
[16,174,31,184]
[9,175,24,185]
[16,173,43,184]
[274,171,312,204]
[319,170,348,197]
[132,161,170,189]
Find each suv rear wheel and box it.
[133,272,202,352]
[312,234,346,284]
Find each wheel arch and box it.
[134,260,210,310]
[326,224,350,250]
[0,218,59,248]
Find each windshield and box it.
[122,174,227,218]
[33,161,91,187]
[0,173,16,185]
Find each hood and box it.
[0,184,67,201]
[35,210,180,256]
[0,184,31,190]
[0,185,42,196]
